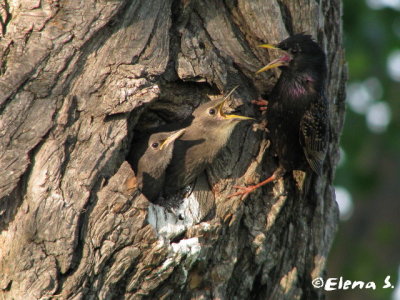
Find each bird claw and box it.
[251,99,269,111]
[227,185,257,200]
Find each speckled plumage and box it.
[268,34,329,175]
[228,34,329,199]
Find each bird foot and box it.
[251,98,269,111]
[227,185,259,200]
[227,174,277,200]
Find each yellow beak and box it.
[258,44,279,50]
[216,94,254,121]
[159,128,186,150]
[256,58,288,74]
[256,43,291,74]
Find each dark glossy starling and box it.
[230,34,329,198]
[128,128,185,203]
[164,91,254,196]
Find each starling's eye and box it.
[208,108,216,115]
[291,48,298,54]
[151,142,159,149]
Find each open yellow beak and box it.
[256,43,291,74]
[256,58,288,74]
[216,92,254,121]
[159,128,186,150]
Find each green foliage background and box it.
[328,1,400,300]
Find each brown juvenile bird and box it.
[164,90,254,197]
[128,128,185,203]
[230,34,330,198]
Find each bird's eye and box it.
[291,48,298,54]
[151,142,159,149]
[208,108,216,115]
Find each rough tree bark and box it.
[0,0,346,299]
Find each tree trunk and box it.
[0,1,346,299]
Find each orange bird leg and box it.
[251,99,269,111]
[228,173,277,200]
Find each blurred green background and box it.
[328,0,400,300]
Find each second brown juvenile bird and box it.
[128,129,185,203]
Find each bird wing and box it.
[300,96,329,175]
